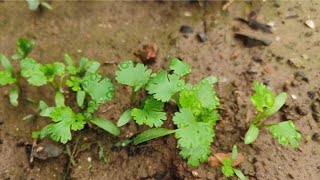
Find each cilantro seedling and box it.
[123,58,220,167]
[220,145,246,180]
[33,54,119,144]
[1,39,119,144]
[244,82,302,148]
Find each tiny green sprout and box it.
[221,145,246,180]
[244,82,302,148]
[12,38,35,60]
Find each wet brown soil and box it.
[1,1,320,180]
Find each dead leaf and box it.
[208,152,244,167]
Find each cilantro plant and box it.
[116,58,220,166]
[0,38,35,106]
[1,38,119,144]
[244,82,302,148]
[33,54,119,143]
[220,145,246,180]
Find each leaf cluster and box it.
[0,38,119,144]
[221,145,246,180]
[116,58,220,166]
[244,82,302,148]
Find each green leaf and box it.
[66,76,82,91]
[81,72,115,104]
[146,70,185,102]
[221,158,234,177]
[234,169,246,180]
[173,108,215,166]
[169,58,191,76]
[179,79,219,116]
[71,113,86,131]
[244,124,259,144]
[39,106,85,144]
[250,82,275,112]
[41,62,65,82]
[20,58,47,86]
[202,76,218,85]
[77,91,85,107]
[0,71,16,85]
[195,79,220,109]
[38,100,48,111]
[83,58,100,73]
[26,0,40,10]
[256,92,287,120]
[55,91,65,107]
[115,61,152,92]
[90,117,120,136]
[269,120,302,148]
[117,109,132,127]
[9,87,19,107]
[40,107,54,117]
[131,97,166,127]
[14,38,35,59]
[0,54,13,73]
[86,100,99,114]
[231,145,238,162]
[133,128,175,145]
[40,2,53,10]
[64,54,79,75]
[40,122,72,144]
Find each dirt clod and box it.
[197,32,208,42]
[134,43,158,64]
[312,133,320,142]
[31,143,64,160]
[295,106,308,116]
[307,91,316,99]
[179,25,193,33]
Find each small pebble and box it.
[197,32,208,42]
[179,25,193,33]
[291,94,297,100]
[305,19,315,29]
[312,133,320,142]
[307,91,316,99]
[252,56,262,63]
[192,171,199,177]
[184,11,192,17]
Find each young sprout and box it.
[244,82,302,148]
[221,145,246,180]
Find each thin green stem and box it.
[252,112,263,125]
[131,87,136,105]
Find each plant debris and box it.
[236,11,272,33]
[235,32,272,48]
[134,43,158,64]
[208,152,244,167]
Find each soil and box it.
[1,1,320,180]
